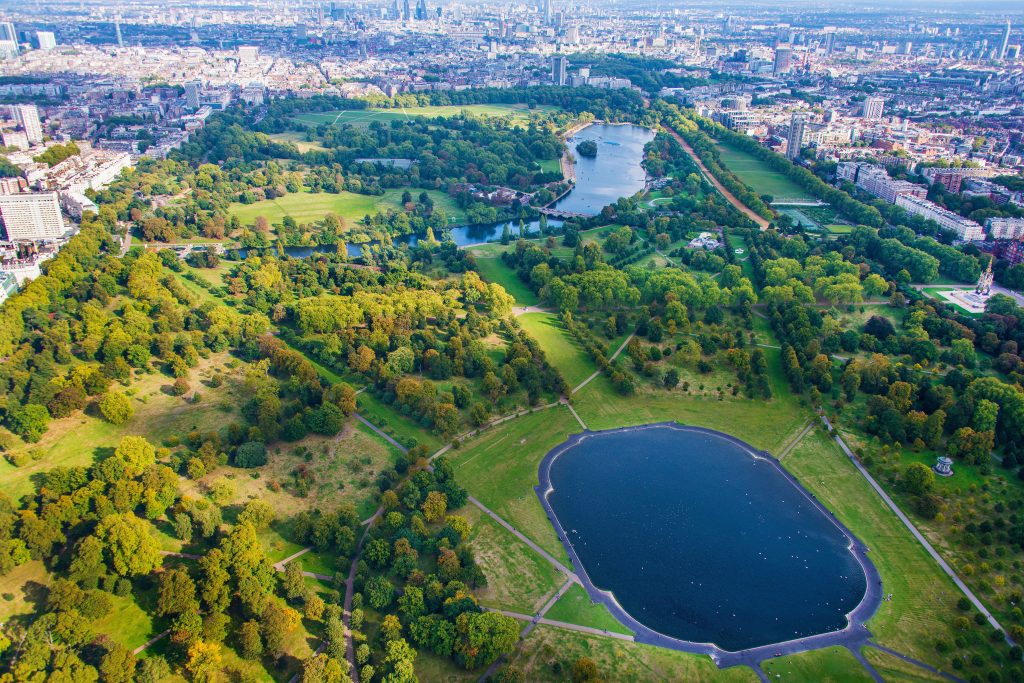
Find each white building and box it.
[12,104,42,144]
[895,194,985,241]
[862,97,885,121]
[986,217,1024,241]
[36,31,56,50]
[0,192,66,241]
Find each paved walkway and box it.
[664,126,771,230]
[158,550,202,560]
[468,494,576,577]
[132,629,170,655]
[864,642,964,682]
[821,415,1011,643]
[572,332,634,394]
[777,421,815,460]
[562,399,588,431]
[354,412,408,453]
[513,305,551,317]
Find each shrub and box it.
[235,441,267,468]
[99,392,134,425]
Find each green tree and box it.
[7,404,50,442]
[94,513,160,577]
[98,391,134,424]
[157,567,198,617]
[902,462,935,496]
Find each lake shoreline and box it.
[534,421,883,669]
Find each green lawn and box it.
[571,373,808,455]
[508,626,758,682]
[825,224,855,234]
[714,141,814,202]
[228,188,465,227]
[544,583,633,636]
[356,390,444,453]
[518,312,597,389]
[463,505,564,615]
[448,406,579,567]
[760,647,873,683]
[783,429,993,671]
[473,255,538,307]
[293,104,558,128]
[860,646,947,682]
[268,131,328,153]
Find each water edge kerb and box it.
[533,421,883,668]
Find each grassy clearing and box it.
[462,505,564,614]
[826,224,855,234]
[544,583,633,636]
[518,312,597,388]
[268,131,328,152]
[714,141,814,202]
[783,429,982,670]
[449,406,580,567]
[0,560,50,620]
[1,354,244,503]
[473,255,538,307]
[93,591,157,651]
[356,390,444,452]
[508,626,758,682]
[228,188,465,227]
[293,104,557,128]
[860,647,948,682]
[760,647,872,683]
[413,651,479,683]
[571,373,808,455]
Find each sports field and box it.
[714,141,815,202]
[229,188,465,226]
[293,104,558,128]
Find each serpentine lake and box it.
[543,425,868,652]
[235,122,653,259]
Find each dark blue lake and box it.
[545,426,867,652]
[553,123,655,216]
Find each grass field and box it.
[571,372,807,455]
[760,647,873,683]
[228,188,465,227]
[473,255,538,307]
[860,646,947,682]
[268,131,328,153]
[783,429,987,670]
[356,390,444,452]
[293,104,557,128]
[463,505,564,614]
[544,583,634,636]
[508,626,758,682]
[826,224,855,234]
[714,141,814,202]
[449,405,580,567]
[518,312,597,389]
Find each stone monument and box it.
[933,456,954,477]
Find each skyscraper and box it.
[773,47,792,75]
[786,115,805,161]
[551,54,567,86]
[114,19,124,47]
[823,31,836,55]
[543,0,552,26]
[999,20,1011,61]
[184,81,201,110]
[402,0,411,21]
[13,104,42,144]
[0,23,16,42]
[36,31,56,50]
[862,97,885,121]
[415,0,428,21]
[0,192,65,241]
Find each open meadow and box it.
[228,188,465,226]
[292,103,558,128]
[714,140,815,202]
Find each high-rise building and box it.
[543,0,552,26]
[0,192,65,241]
[999,20,1012,61]
[551,54,567,86]
[415,0,427,21]
[823,31,836,55]
[786,115,805,160]
[114,19,124,47]
[773,47,792,75]
[402,0,411,21]
[862,97,885,121]
[0,22,16,43]
[12,104,42,144]
[0,22,17,57]
[184,81,201,110]
[35,31,56,50]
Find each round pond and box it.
[540,424,871,652]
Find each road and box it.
[663,126,771,230]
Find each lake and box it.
[542,425,868,652]
[553,123,655,216]
[233,122,652,259]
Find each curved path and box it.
[663,126,770,230]
[533,422,883,671]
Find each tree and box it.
[99,391,134,424]
[185,640,222,683]
[238,620,263,660]
[324,382,357,415]
[902,462,935,496]
[283,561,306,602]
[454,611,519,669]
[7,404,50,442]
[237,499,275,530]
[383,638,417,683]
[114,435,156,475]
[157,567,198,616]
[305,594,325,621]
[261,602,301,657]
[365,575,395,610]
[301,653,348,683]
[235,441,267,468]
[571,657,601,683]
[421,491,448,523]
[99,643,136,683]
[94,513,160,577]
